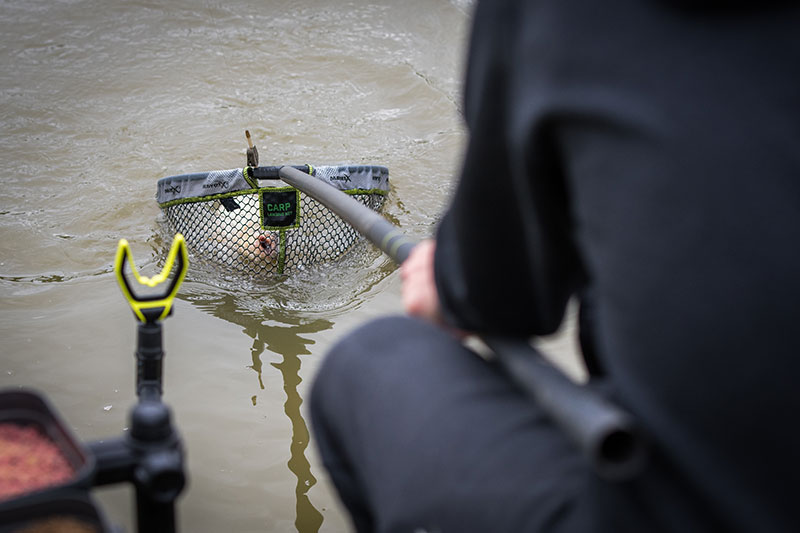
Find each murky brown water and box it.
[1,1,588,531]
[0,1,473,531]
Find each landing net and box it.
[156,165,389,275]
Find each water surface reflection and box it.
[183,290,335,532]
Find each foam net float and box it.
[157,165,389,275]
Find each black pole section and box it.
[87,403,186,533]
[276,165,646,480]
[481,336,646,480]
[130,401,184,533]
[136,321,164,401]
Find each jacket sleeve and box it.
[434,0,583,337]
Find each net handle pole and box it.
[277,166,416,262]
[277,165,647,481]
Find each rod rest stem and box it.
[136,322,164,398]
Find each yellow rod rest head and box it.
[114,234,189,323]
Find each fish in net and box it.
[156,165,388,275]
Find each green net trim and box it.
[159,186,386,276]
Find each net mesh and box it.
[157,165,387,275]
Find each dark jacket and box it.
[435,0,800,530]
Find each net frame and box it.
[156,164,389,275]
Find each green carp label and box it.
[260,189,300,229]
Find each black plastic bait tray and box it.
[0,389,95,513]
[0,491,114,533]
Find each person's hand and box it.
[400,239,443,324]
